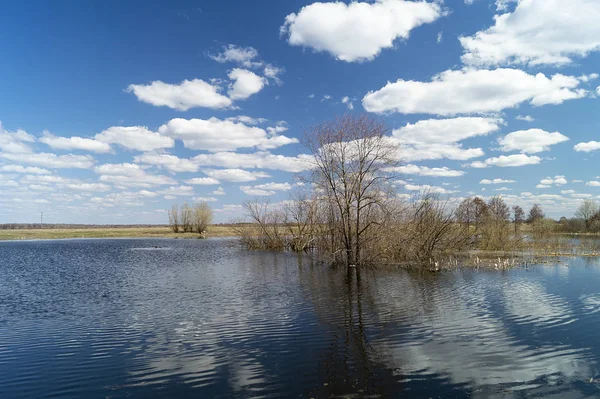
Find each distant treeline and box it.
[0,224,169,230]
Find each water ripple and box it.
[1,239,600,398]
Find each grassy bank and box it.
[0,225,240,241]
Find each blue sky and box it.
[1,0,600,224]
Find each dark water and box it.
[2,239,600,398]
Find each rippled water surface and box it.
[3,238,600,398]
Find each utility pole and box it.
[40,212,43,227]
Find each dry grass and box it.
[0,225,240,241]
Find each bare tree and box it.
[456,197,476,230]
[477,196,510,250]
[488,196,510,224]
[168,204,180,233]
[193,202,213,235]
[527,204,545,224]
[575,199,598,231]
[512,205,525,234]
[302,114,399,267]
[180,202,193,233]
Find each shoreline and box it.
[0,226,239,241]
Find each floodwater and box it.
[2,238,600,398]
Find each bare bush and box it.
[397,192,471,262]
[168,204,180,233]
[240,199,287,251]
[193,202,213,235]
[180,203,193,233]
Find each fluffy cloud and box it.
[252,182,292,191]
[587,181,600,187]
[263,64,284,85]
[240,187,276,196]
[0,152,94,169]
[192,151,311,173]
[95,163,176,187]
[158,118,298,152]
[497,129,569,153]
[390,117,501,161]
[209,44,260,67]
[226,115,268,125]
[21,174,72,184]
[574,141,600,153]
[0,165,50,174]
[386,164,464,177]
[209,45,284,85]
[393,117,500,144]
[193,196,218,202]
[94,163,147,177]
[516,115,534,122]
[88,190,158,207]
[203,169,270,182]
[0,122,36,153]
[95,126,174,152]
[404,184,457,194]
[341,96,354,110]
[65,183,112,192]
[460,0,600,67]
[469,154,541,168]
[40,131,111,153]
[126,79,232,111]
[281,0,443,62]
[158,186,195,196]
[239,182,292,196]
[227,68,267,100]
[0,176,18,187]
[539,175,568,186]
[185,177,220,185]
[213,187,225,196]
[363,68,588,115]
[133,153,197,173]
[480,178,516,184]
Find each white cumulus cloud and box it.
[469,154,541,168]
[363,68,589,115]
[127,79,232,111]
[0,165,51,174]
[209,44,261,67]
[574,141,600,153]
[498,129,569,153]
[404,184,457,194]
[386,164,464,177]
[0,152,95,169]
[133,153,198,173]
[227,68,267,100]
[460,0,600,67]
[40,131,111,153]
[158,118,298,152]
[95,163,176,188]
[480,178,516,184]
[0,122,36,153]
[390,117,501,161]
[192,151,312,173]
[95,126,174,152]
[203,169,270,182]
[539,175,568,186]
[185,177,220,185]
[281,0,444,62]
